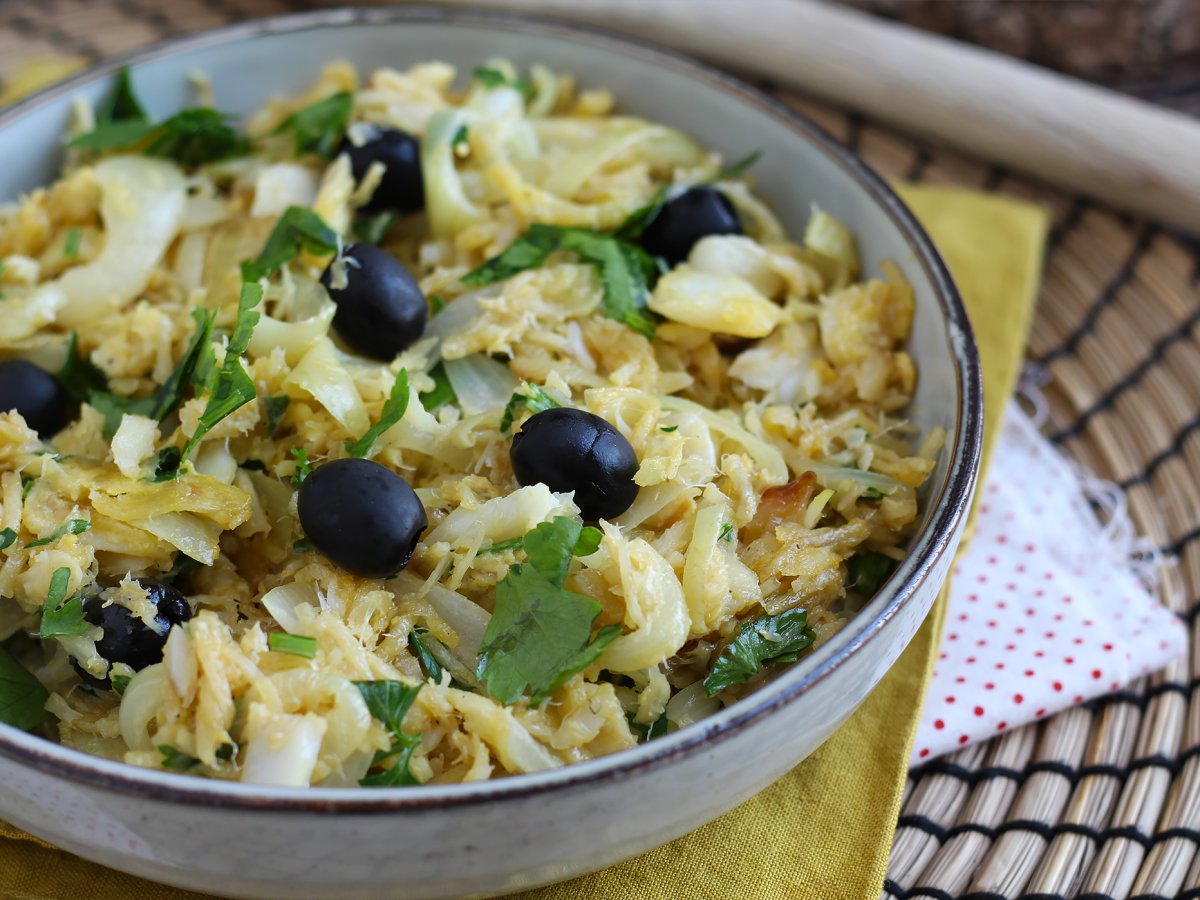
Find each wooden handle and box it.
[430,0,1200,234]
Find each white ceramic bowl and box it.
[0,8,982,898]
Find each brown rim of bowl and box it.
[0,5,983,813]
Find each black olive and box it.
[638,186,742,267]
[510,408,639,521]
[0,360,72,438]
[338,127,424,213]
[76,581,193,685]
[320,244,428,360]
[297,458,428,578]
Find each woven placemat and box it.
[2,2,1199,897]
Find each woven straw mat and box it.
[2,1,1200,898]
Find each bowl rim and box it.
[0,4,983,813]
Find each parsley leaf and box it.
[63,228,81,260]
[55,331,109,406]
[345,369,409,458]
[263,394,290,438]
[615,151,760,241]
[419,362,457,412]
[97,66,148,126]
[110,673,131,695]
[629,711,669,743]
[151,447,182,482]
[166,551,203,582]
[70,108,250,167]
[0,529,15,550]
[408,628,443,682]
[0,645,50,731]
[498,382,560,433]
[292,538,312,554]
[241,206,339,282]
[451,123,469,151]
[158,745,200,771]
[862,487,886,501]
[719,522,735,542]
[709,149,763,183]
[272,91,353,158]
[20,477,33,499]
[352,210,397,245]
[462,224,658,339]
[290,447,313,486]
[660,425,679,433]
[846,551,897,595]
[481,518,600,560]
[268,632,316,659]
[39,567,88,639]
[472,66,534,99]
[702,608,815,696]
[26,519,90,549]
[181,281,262,461]
[480,536,523,555]
[354,680,423,787]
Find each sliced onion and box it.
[140,512,221,566]
[665,680,721,729]
[422,109,487,238]
[391,572,489,668]
[259,581,318,634]
[163,625,197,706]
[284,337,369,435]
[442,354,518,416]
[660,395,787,486]
[119,663,168,751]
[240,704,327,788]
[423,288,487,346]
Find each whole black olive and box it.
[510,408,639,521]
[320,244,428,360]
[78,581,193,683]
[638,186,742,267]
[297,458,428,578]
[337,127,424,213]
[0,360,72,438]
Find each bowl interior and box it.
[0,8,979,802]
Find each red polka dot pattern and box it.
[912,405,1187,764]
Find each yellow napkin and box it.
[0,57,1049,900]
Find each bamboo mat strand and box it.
[2,2,1200,897]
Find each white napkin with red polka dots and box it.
[912,399,1187,764]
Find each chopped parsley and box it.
[55,332,108,406]
[702,608,815,696]
[110,673,131,695]
[418,362,457,412]
[25,519,90,549]
[846,551,897,596]
[498,383,561,433]
[0,529,15,550]
[462,224,659,339]
[862,487,886,501]
[240,206,339,282]
[408,628,443,682]
[158,745,201,771]
[268,632,317,659]
[271,91,353,158]
[660,425,679,433]
[165,551,203,581]
[292,538,312,554]
[96,66,148,126]
[63,227,82,260]
[354,680,423,786]
[451,123,469,152]
[20,477,33,499]
[39,566,88,639]
[709,149,763,183]
[482,519,601,559]
[629,711,669,743]
[472,66,534,99]
[345,369,409,458]
[70,107,250,167]
[719,522,735,542]
[352,210,397,245]
[480,536,523,555]
[428,295,445,315]
[290,448,313,487]
[151,446,182,482]
[0,645,51,731]
[477,517,619,705]
[263,394,290,438]
[181,281,262,461]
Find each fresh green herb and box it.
[428,295,445,315]
[39,567,88,639]
[344,369,409,458]
[720,522,735,542]
[702,608,815,696]
[271,91,353,158]
[472,66,534,99]
[419,362,457,412]
[181,282,262,461]
[846,551,897,595]
[26,519,90,549]
[263,394,290,438]
[660,425,679,433]
[292,538,312,554]
[408,628,443,682]
[20,477,33,499]
[152,446,182,482]
[352,210,397,245]
[354,680,423,787]
[166,552,203,581]
[55,333,108,407]
[477,518,620,705]
[290,447,313,487]
[97,65,148,126]
[498,383,561,433]
[481,536,523,554]
[462,223,658,339]
[110,673,131,695]
[481,521,600,558]
[215,742,235,762]
[158,745,200,771]
[451,123,469,151]
[241,206,339,282]
[862,487,886,501]
[268,632,317,659]
[0,645,51,731]
[70,107,250,167]
[629,711,669,743]
[708,149,763,183]
[0,529,16,550]
[63,227,82,260]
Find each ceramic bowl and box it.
[0,8,982,898]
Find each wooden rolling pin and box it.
[423,0,1200,234]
